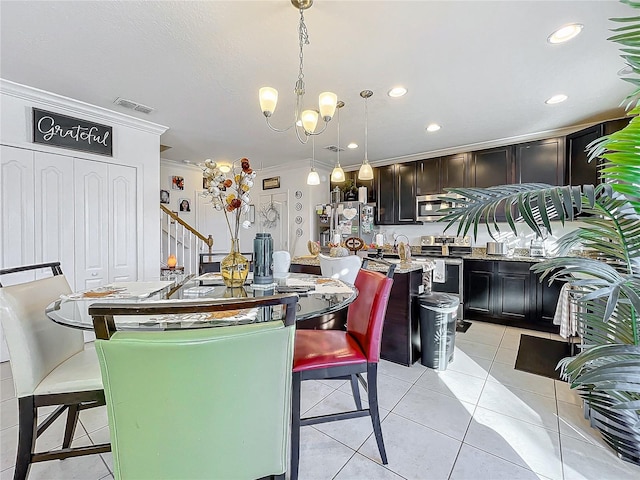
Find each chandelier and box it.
[258,0,338,144]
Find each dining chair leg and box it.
[349,374,363,410]
[366,363,388,465]
[15,397,37,480]
[291,371,302,480]
[62,404,80,449]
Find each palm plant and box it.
[442,0,640,464]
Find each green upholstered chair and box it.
[91,294,297,480]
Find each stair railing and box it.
[160,204,214,276]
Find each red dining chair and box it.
[290,268,393,480]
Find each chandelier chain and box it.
[296,8,309,95]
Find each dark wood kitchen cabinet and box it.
[566,118,629,186]
[375,163,416,224]
[416,153,468,195]
[469,146,514,187]
[416,158,440,195]
[441,153,468,191]
[463,259,562,332]
[515,138,565,185]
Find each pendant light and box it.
[358,90,374,180]
[306,136,320,185]
[330,101,345,183]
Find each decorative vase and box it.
[221,239,249,287]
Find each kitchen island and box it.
[291,256,435,366]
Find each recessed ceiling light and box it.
[388,87,407,98]
[219,164,231,173]
[545,94,568,105]
[347,142,358,149]
[426,124,441,132]
[548,23,583,44]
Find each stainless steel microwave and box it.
[416,194,463,222]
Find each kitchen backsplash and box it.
[376,221,587,253]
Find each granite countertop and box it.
[407,246,552,263]
[291,256,434,274]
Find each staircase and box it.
[160,204,213,277]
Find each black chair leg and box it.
[291,371,302,480]
[350,374,363,410]
[15,396,36,480]
[366,363,388,465]
[63,404,80,449]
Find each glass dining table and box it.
[46,273,358,339]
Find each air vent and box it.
[324,145,344,153]
[113,97,155,114]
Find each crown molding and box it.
[343,119,626,171]
[1,79,168,135]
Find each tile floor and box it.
[2,321,640,479]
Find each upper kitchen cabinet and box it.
[566,118,630,186]
[469,146,514,187]
[375,163,416,224]
[515,138,565,185]
[441,153,468,191]
[416,153,468,194]
[416,158,440,195]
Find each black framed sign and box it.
[263,176,280,190]
[32,108,113,156]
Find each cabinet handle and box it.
[91,272,98,277]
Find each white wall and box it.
[0,79,167,281]
[160,158,331,259]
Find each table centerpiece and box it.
[202,157,256,287]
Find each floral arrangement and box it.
[202,157,256,242]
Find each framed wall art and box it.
[171,176,184,190]
[262,176,280,190]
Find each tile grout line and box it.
[554,380,567,480]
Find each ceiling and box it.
[0,1,634,171]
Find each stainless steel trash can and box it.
[418,292,459,370]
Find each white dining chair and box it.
[318,254,362,284]
[0,262,110,479]
[273,250,291,278]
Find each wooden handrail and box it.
[160,204,213,252]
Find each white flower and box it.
[242,220,251,229]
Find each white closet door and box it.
[1,146,35,281]
[74,159,109,290]
[34,152,75,284]
[108,164,137,282]
[0,146,35,362]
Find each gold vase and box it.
[221,238,249,287]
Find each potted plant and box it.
[442,0,640,464]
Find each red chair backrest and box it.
[346,269,393,362]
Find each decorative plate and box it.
[295,202,303,211]
[296,228,303,237]
[295,190,303,199]
[295,216,303,224]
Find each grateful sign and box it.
[32,108,113,156]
